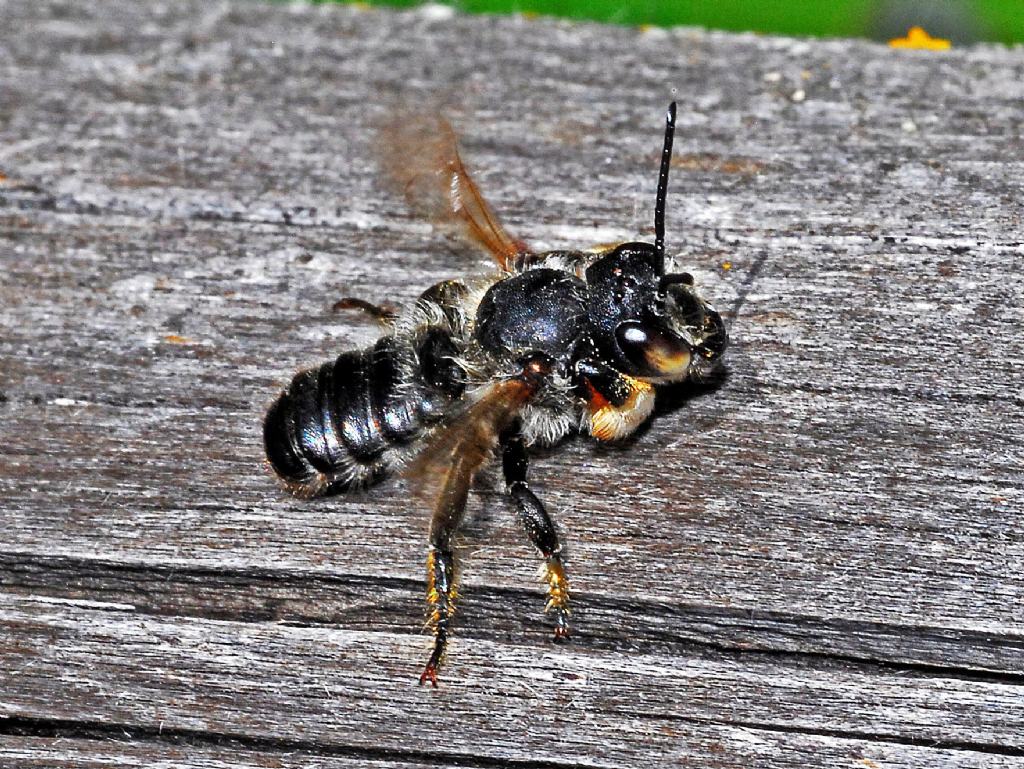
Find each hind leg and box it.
[413,367,549,685]
[419,451,475,686]
[421,543,458,686]
[331,296,399,323]
[501,422,570,639]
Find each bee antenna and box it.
[654,101,677,273]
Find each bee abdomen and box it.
[263,332,462,498]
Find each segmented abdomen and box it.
[263,331,463,497]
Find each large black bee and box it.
[263,103,727,685]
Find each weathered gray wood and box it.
[4,735,1022,769]
[0,737,491,769]
[1,0,1023,767]
[0,738,474,769]
[3,595,1024,768]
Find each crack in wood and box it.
[3,712,1022,761]
[0,717,589,769]
[642,714,1024,758]
[4,553,1023,686]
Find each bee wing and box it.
[378,112,532,271]
[404,379,533,523]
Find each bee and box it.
[263,103,727,685]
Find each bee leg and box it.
[576,357,655,442]
[330,296,399,324]
[413,377,539,686]
[421,543,458,687]
[501,422,571,640]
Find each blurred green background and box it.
[338,0,1024,44]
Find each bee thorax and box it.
[473,268,588,369]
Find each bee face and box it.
[585,243,727,384]
[659,276,728,377]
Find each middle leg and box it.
[501,421,570,639]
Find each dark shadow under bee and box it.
[263,103,728,685]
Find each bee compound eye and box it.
[615,321,692,379]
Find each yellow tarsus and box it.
[543,560,571,614]
[425,550,457,620]
[425,550,438,603]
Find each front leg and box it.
[501,422,570,639]
[576,357,655,442]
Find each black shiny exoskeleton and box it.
[263,103,727,685]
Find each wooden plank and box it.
[4,550,1023,676]
[2,325,1022,665]
[2,596,1024,767]
[3,736,1021,769]
[0,737,468,769]
[1,0,1023,766]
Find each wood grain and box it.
[1,1,1022,766]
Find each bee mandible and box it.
[263,103,728,685]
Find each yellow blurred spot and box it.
[521,10,540,19]
[721,261,733,271]
[163,334,191,344]
[889,27,951,50]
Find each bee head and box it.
[585,244,726,383]
[582,102,727,383]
